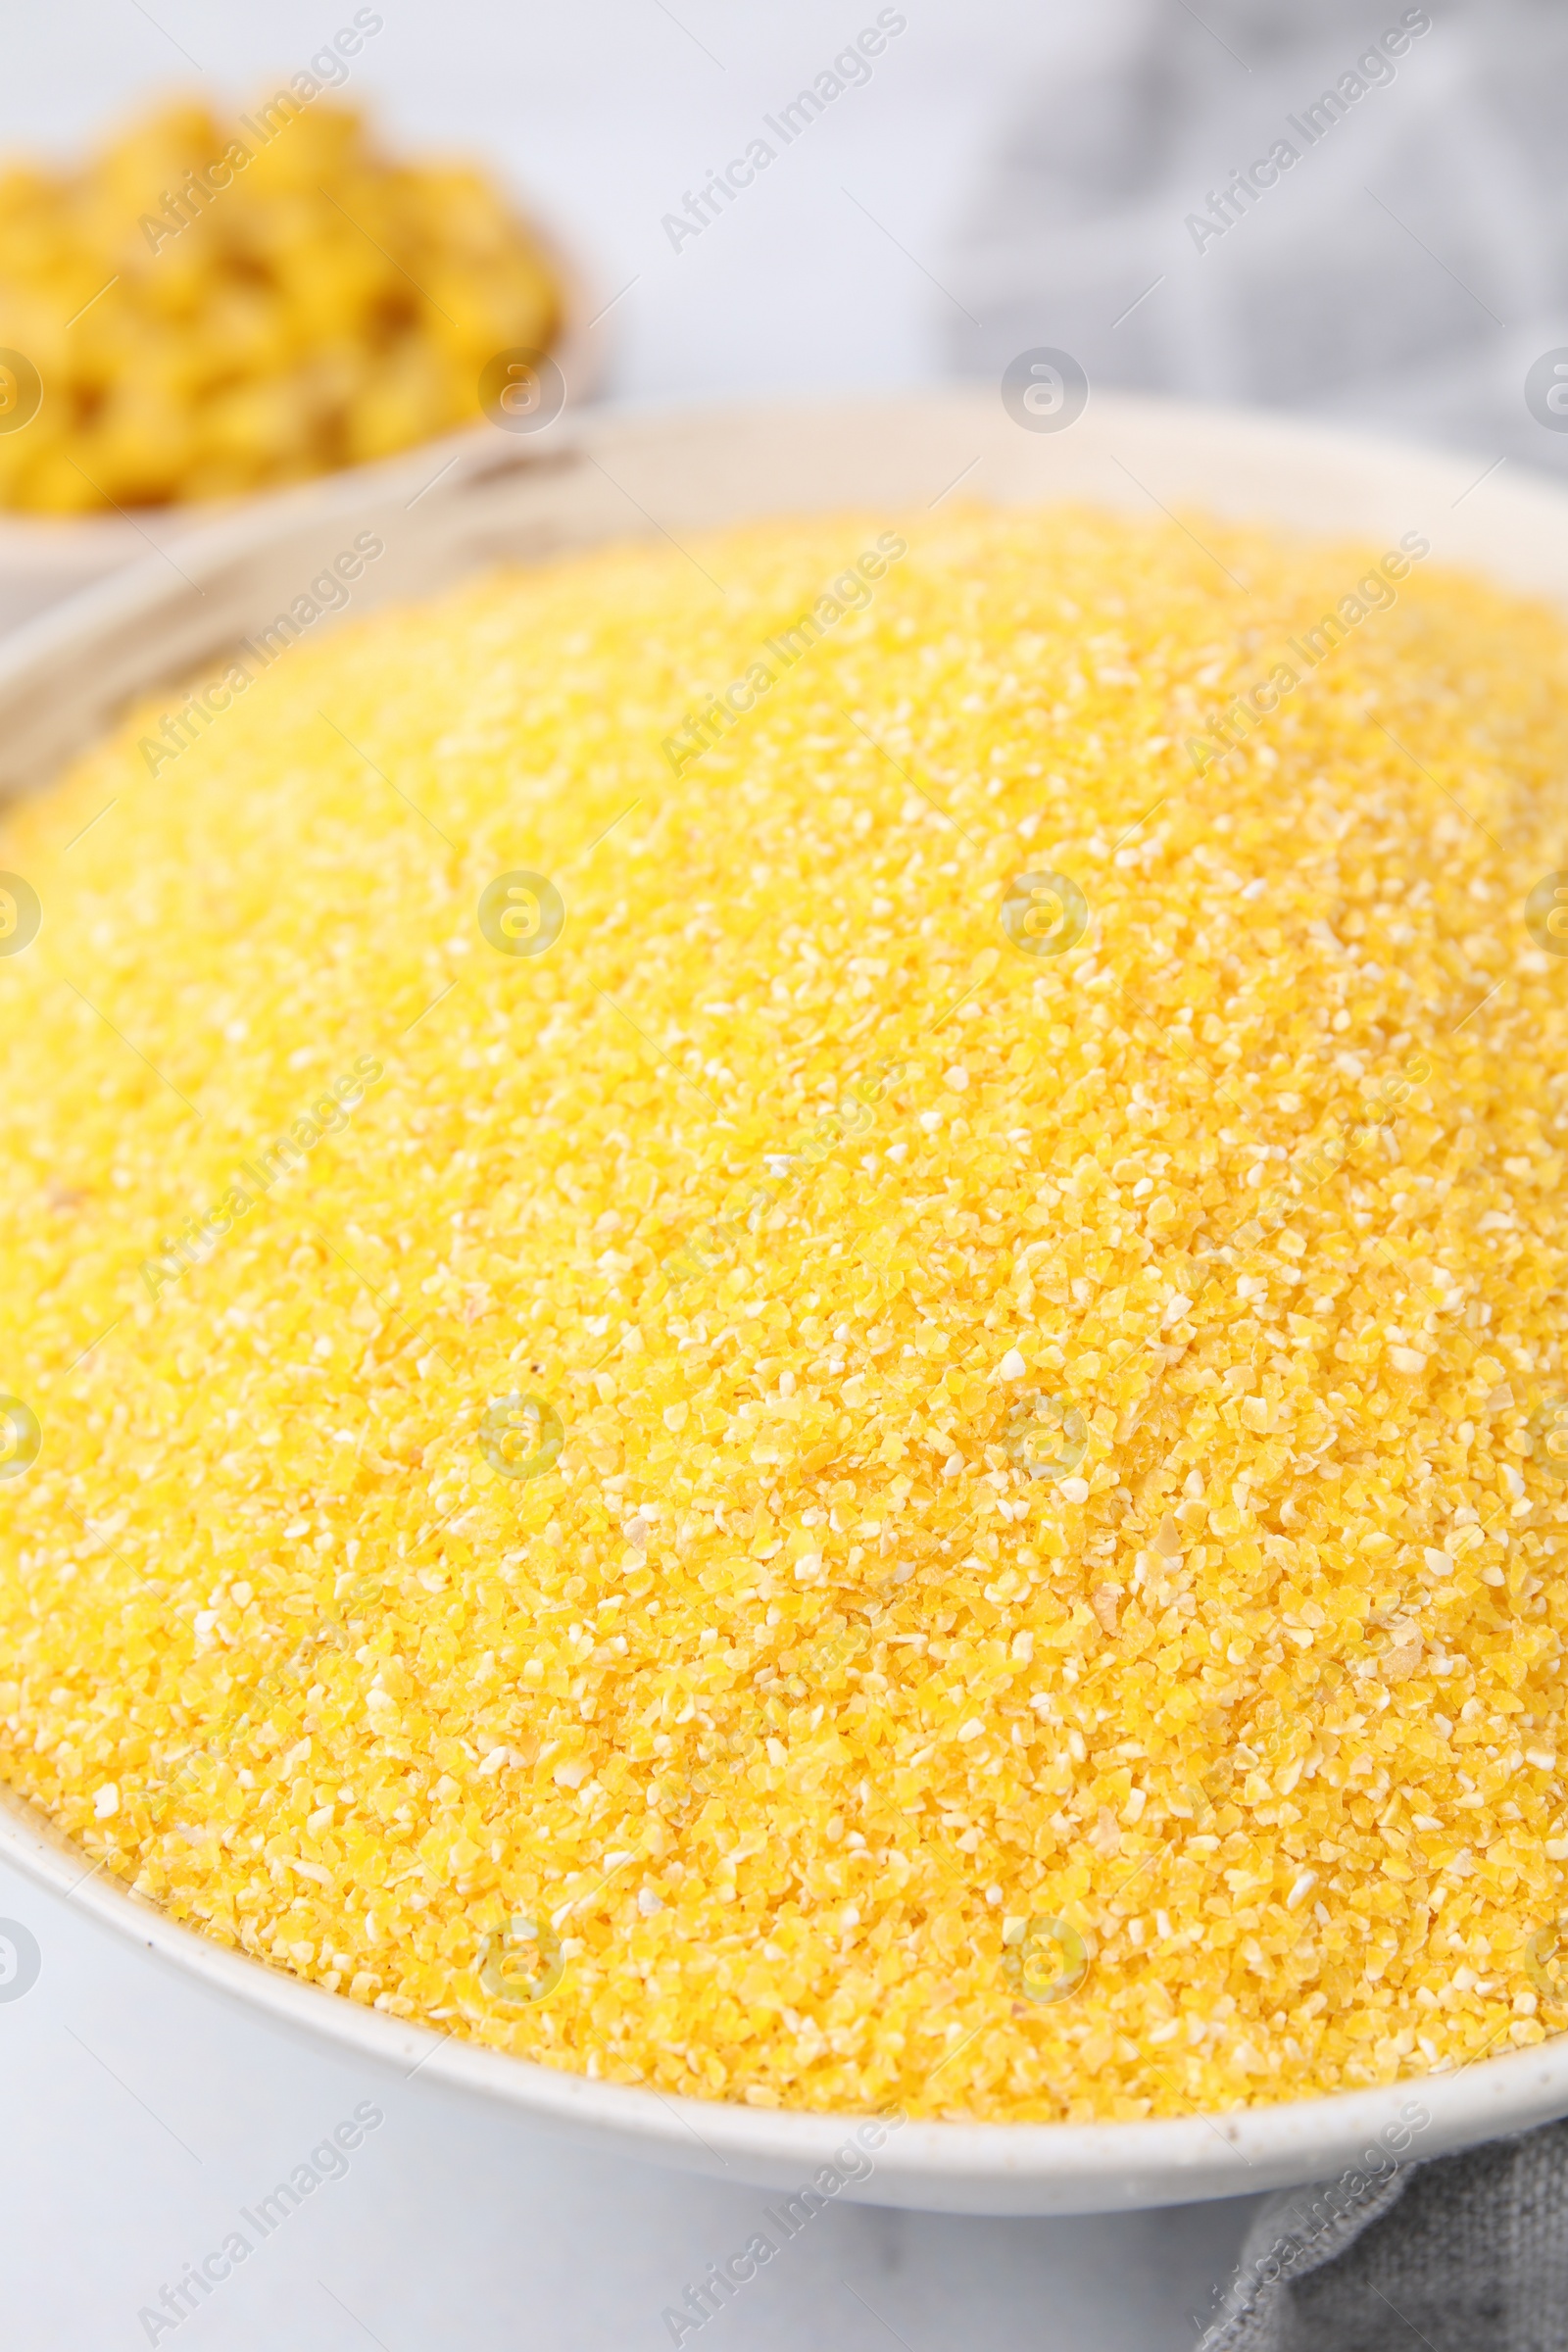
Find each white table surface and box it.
[0,6,1265,2344]
[0,1852,1260,2351]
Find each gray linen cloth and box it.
[948,0,1568,476]
[1200,2120,1568,2349]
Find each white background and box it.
[0,4,1267,2345]
[0,0,1131,408]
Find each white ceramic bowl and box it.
[2,388,1567,2215]
[0,184,605,636]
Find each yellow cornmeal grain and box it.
[1,504,1567,2124]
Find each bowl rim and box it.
[3,381,1568,2215]
[5,1764,1567,2215]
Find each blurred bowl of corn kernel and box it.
[0,90,601,629]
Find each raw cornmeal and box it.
[1,505,1567,2123]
